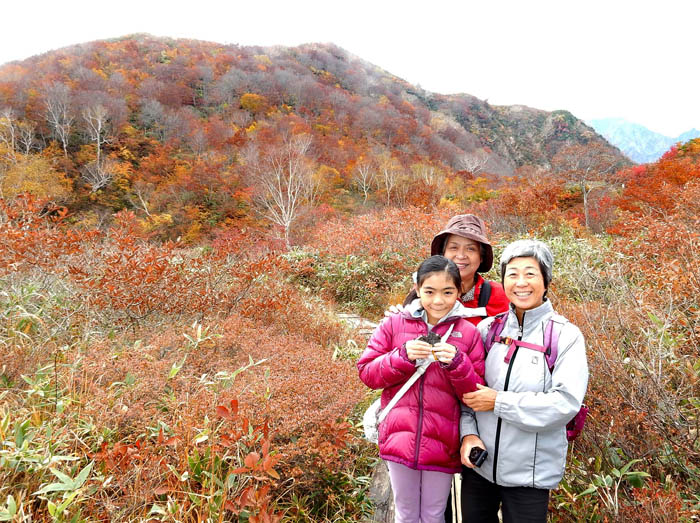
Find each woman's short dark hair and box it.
[403,255,462,306]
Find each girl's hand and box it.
[462,384,497,411]
[432,342,456,364]
[405,339,432,361]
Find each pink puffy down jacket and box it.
[358,306,485,473]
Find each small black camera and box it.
[469,446,488,467]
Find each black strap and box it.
[477,280,491,309]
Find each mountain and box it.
[588,118,700,164]
[0,35,623,174]
[0,35,628,238]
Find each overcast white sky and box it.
[2,0,698,137]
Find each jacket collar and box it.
[509,299,554,330]
[404,299,468,324]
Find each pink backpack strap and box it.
[502,339,546,364]
[484,313,508,352]
[544,314,568,371]
[542,320,557,371]
[495,314,569,367]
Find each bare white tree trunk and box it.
[249,134,316,248]
[552,143,621,229]
[82,158,116,192]
[44,82,74,158]
[81,104,113,192]
[17,121,35,155]
[381,164,398,206]
[353,162,375,203]
[416,164,439,186]
[82,104,109,166]
[0,108,17,163]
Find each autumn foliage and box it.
[0,195,366,520]
[0,35,623,247]
[0,34,696,522]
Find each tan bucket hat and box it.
[430,214,493,272]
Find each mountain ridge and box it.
[0,34,626,176]
[0,34,630,240]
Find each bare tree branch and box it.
[44,82,74,158]
[353,162,375,203]
[248,134,316,248]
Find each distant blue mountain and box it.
[588,118,700,164]
[677,128,700,143]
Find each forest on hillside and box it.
[0,35,698,522]
[0,35,626,245]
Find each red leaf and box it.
[216,405,231,419]
[244,452,260,469]
[238,486,253,508]
[262,455,272,471]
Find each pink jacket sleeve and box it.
[441,320,486,397]
[357,316,417,390]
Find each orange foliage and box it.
[308,206,450,257]
[616,138,700,216]
[475,169,572,233]
[0,194,96,275]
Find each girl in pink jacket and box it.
[358,255,486,523]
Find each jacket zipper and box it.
[414,374,426,467]
[491,311,525,483]
[411,319,456,468]
[412,320,448,468]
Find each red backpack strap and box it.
[484,312,508,353]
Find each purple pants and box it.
[386,461,453,523]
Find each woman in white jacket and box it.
[459,240,588,522]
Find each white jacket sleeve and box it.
[493,324,588,432]
[460,403,479,438]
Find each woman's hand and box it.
[432,342,456,364]
[405,339,433,361]
[383,303,405,317]
[461,434,486,468]
[463,384,498,411]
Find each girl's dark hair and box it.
[403,255,463,306]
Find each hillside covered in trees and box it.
[1,34,626,244]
